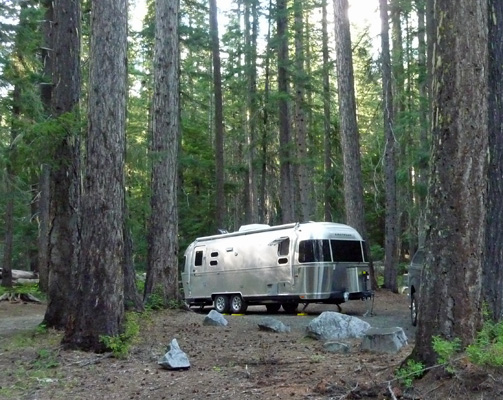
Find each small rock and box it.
[258,317,291,333]
[306,311,370,340]
[323,341,350,353]
[361,327,408,354]
[203,310,228,326]
[158,339,190,370]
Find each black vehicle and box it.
[408,248,425,326]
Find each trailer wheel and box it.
[282,303,298,314]
[229,294,247,314]
[411,292,418,326]
[214,294,230,313]
[265,304,281,313]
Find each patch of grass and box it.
[0,330,64,399]
[310,354,325,363]
[5,327,62,351]
[32,348,60,369]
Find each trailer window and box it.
[276,238,289,256]
[195,251,203,266]
[298,240,331,263]
[210,251,219,257]
[331,240,364,262]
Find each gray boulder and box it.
[323,341,350,354]
[203,310,229,326]
[361,327,408,354]
[158,339,190,370]
[258,317,291,333]
[306,311,370,340]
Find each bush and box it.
[467,319,503,367]
[99,312,141,358]
[395,359,424,387]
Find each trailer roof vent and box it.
[238,224,270,232]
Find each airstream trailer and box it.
[181,221,373,314]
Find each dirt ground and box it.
[0,290,502,400]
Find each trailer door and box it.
[190,246,206,296]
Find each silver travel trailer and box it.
[181,221,373,314]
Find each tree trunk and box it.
[277,0,295,223]
[38,1,53,294]
[244,0,259,223]
[209,0,225,229]
[415,0,428,249]
[413,0,488,366]
[63,0,128,351]
[380,0,398,292]
[145,0,180,305]
[1,159,15,289]
[322,0,332,222]
[124,223,143,311]
[293,0,311,221]
[260,0,273,223]
[43,0,82,330]
[483,0,503,322]
[2,80,23,289]
[333,0,376,288]
[37,164,50,293]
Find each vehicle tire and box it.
[229,294,247,314]
[214,294,230,313]
[265,303,281,313]
[282,303,298,314]
[411,292,418,326]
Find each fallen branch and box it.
[0,292,42,303]
[70,353,113,367]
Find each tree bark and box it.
[244,0,259,223]
[413,0,488,366]
[277,0,295,223]
[63,0,128,351]
[145,0,180,305]
[483,0,503,321]
[293,0,311,221]
[1,153,15,289]
[322,0,333,222]
[415,0,428,249]
[37,1,53,294]
[37,164,50,293]
[209,0,226,229]
[380,0,398,292]
[333,0,376,287]
[260,0,273,223]
[42,0,81,330]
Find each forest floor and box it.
[1,290,502,400]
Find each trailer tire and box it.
[282,303,298,314]
[265,304,281,313]
[214,294,230,313]
[230,294,247,314]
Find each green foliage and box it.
[0,282,45,300]
[395,359,424,388]
[144,291,165,311]
[32,348,59,369]
[370,244,384,261]
[467,318,503,367]
[432,335,461,373]
[99,312,141,358]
